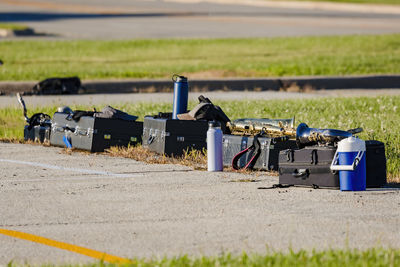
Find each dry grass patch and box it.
[106,145,278,175]
[1,138,397,183]
[279,82,316,93]
[0,138,25,144]
[387,176,400,184]
[0,138,51,147]
[106,145,207,170]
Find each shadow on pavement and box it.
[384,183,400,188]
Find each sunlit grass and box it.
[1,34,400,81]
[1,95,398,179]
[0,23,29,31]
[8,248,400,266]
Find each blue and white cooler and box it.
[330,137,366,191]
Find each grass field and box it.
[1,34,400,81]
[7,248,399,266]
[0,23,29,31]
[121,248,400,266]
[1,95,399,180]
[269,0,400,5]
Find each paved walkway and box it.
[0,142,399,264]
[1,89,400,108]
[1,0,399,39]
[169,0,400,14]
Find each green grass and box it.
[10,248,400,266]
[1,95,399,180]
[1,34,400,81]
[127,248,400,266]
[268,0,400,5]
[0,23,29,31]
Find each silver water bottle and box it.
[207,121,223,172]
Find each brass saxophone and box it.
[227,118,296,138]
[296,123,363,147]
[228,118,363,146]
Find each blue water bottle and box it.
[172,74,189,120]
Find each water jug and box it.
[331,137,366,191]
[207,121,223,172]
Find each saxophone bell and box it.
[296,123,363,147]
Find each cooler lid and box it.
[337,137,366,152]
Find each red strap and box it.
[232,145,258,170]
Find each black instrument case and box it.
[142,115,208,156]
[50,112,142,152]
[222,135,297,170]
[278,140,387,189]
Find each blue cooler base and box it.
[338,151,366,191]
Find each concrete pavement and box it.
[1,0,400,263]
[0,0,399,39]
[1,142,399,264]
[1,89,400,108]
[169,0,400,14]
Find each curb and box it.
[0,75,399,95]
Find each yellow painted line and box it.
[0,228,132,264]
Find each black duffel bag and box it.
[32,77,83,95]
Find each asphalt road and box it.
[0,0,400,39]
[1,142,399,264]
[2,89,400,108]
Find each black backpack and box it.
[32,77,83,95]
